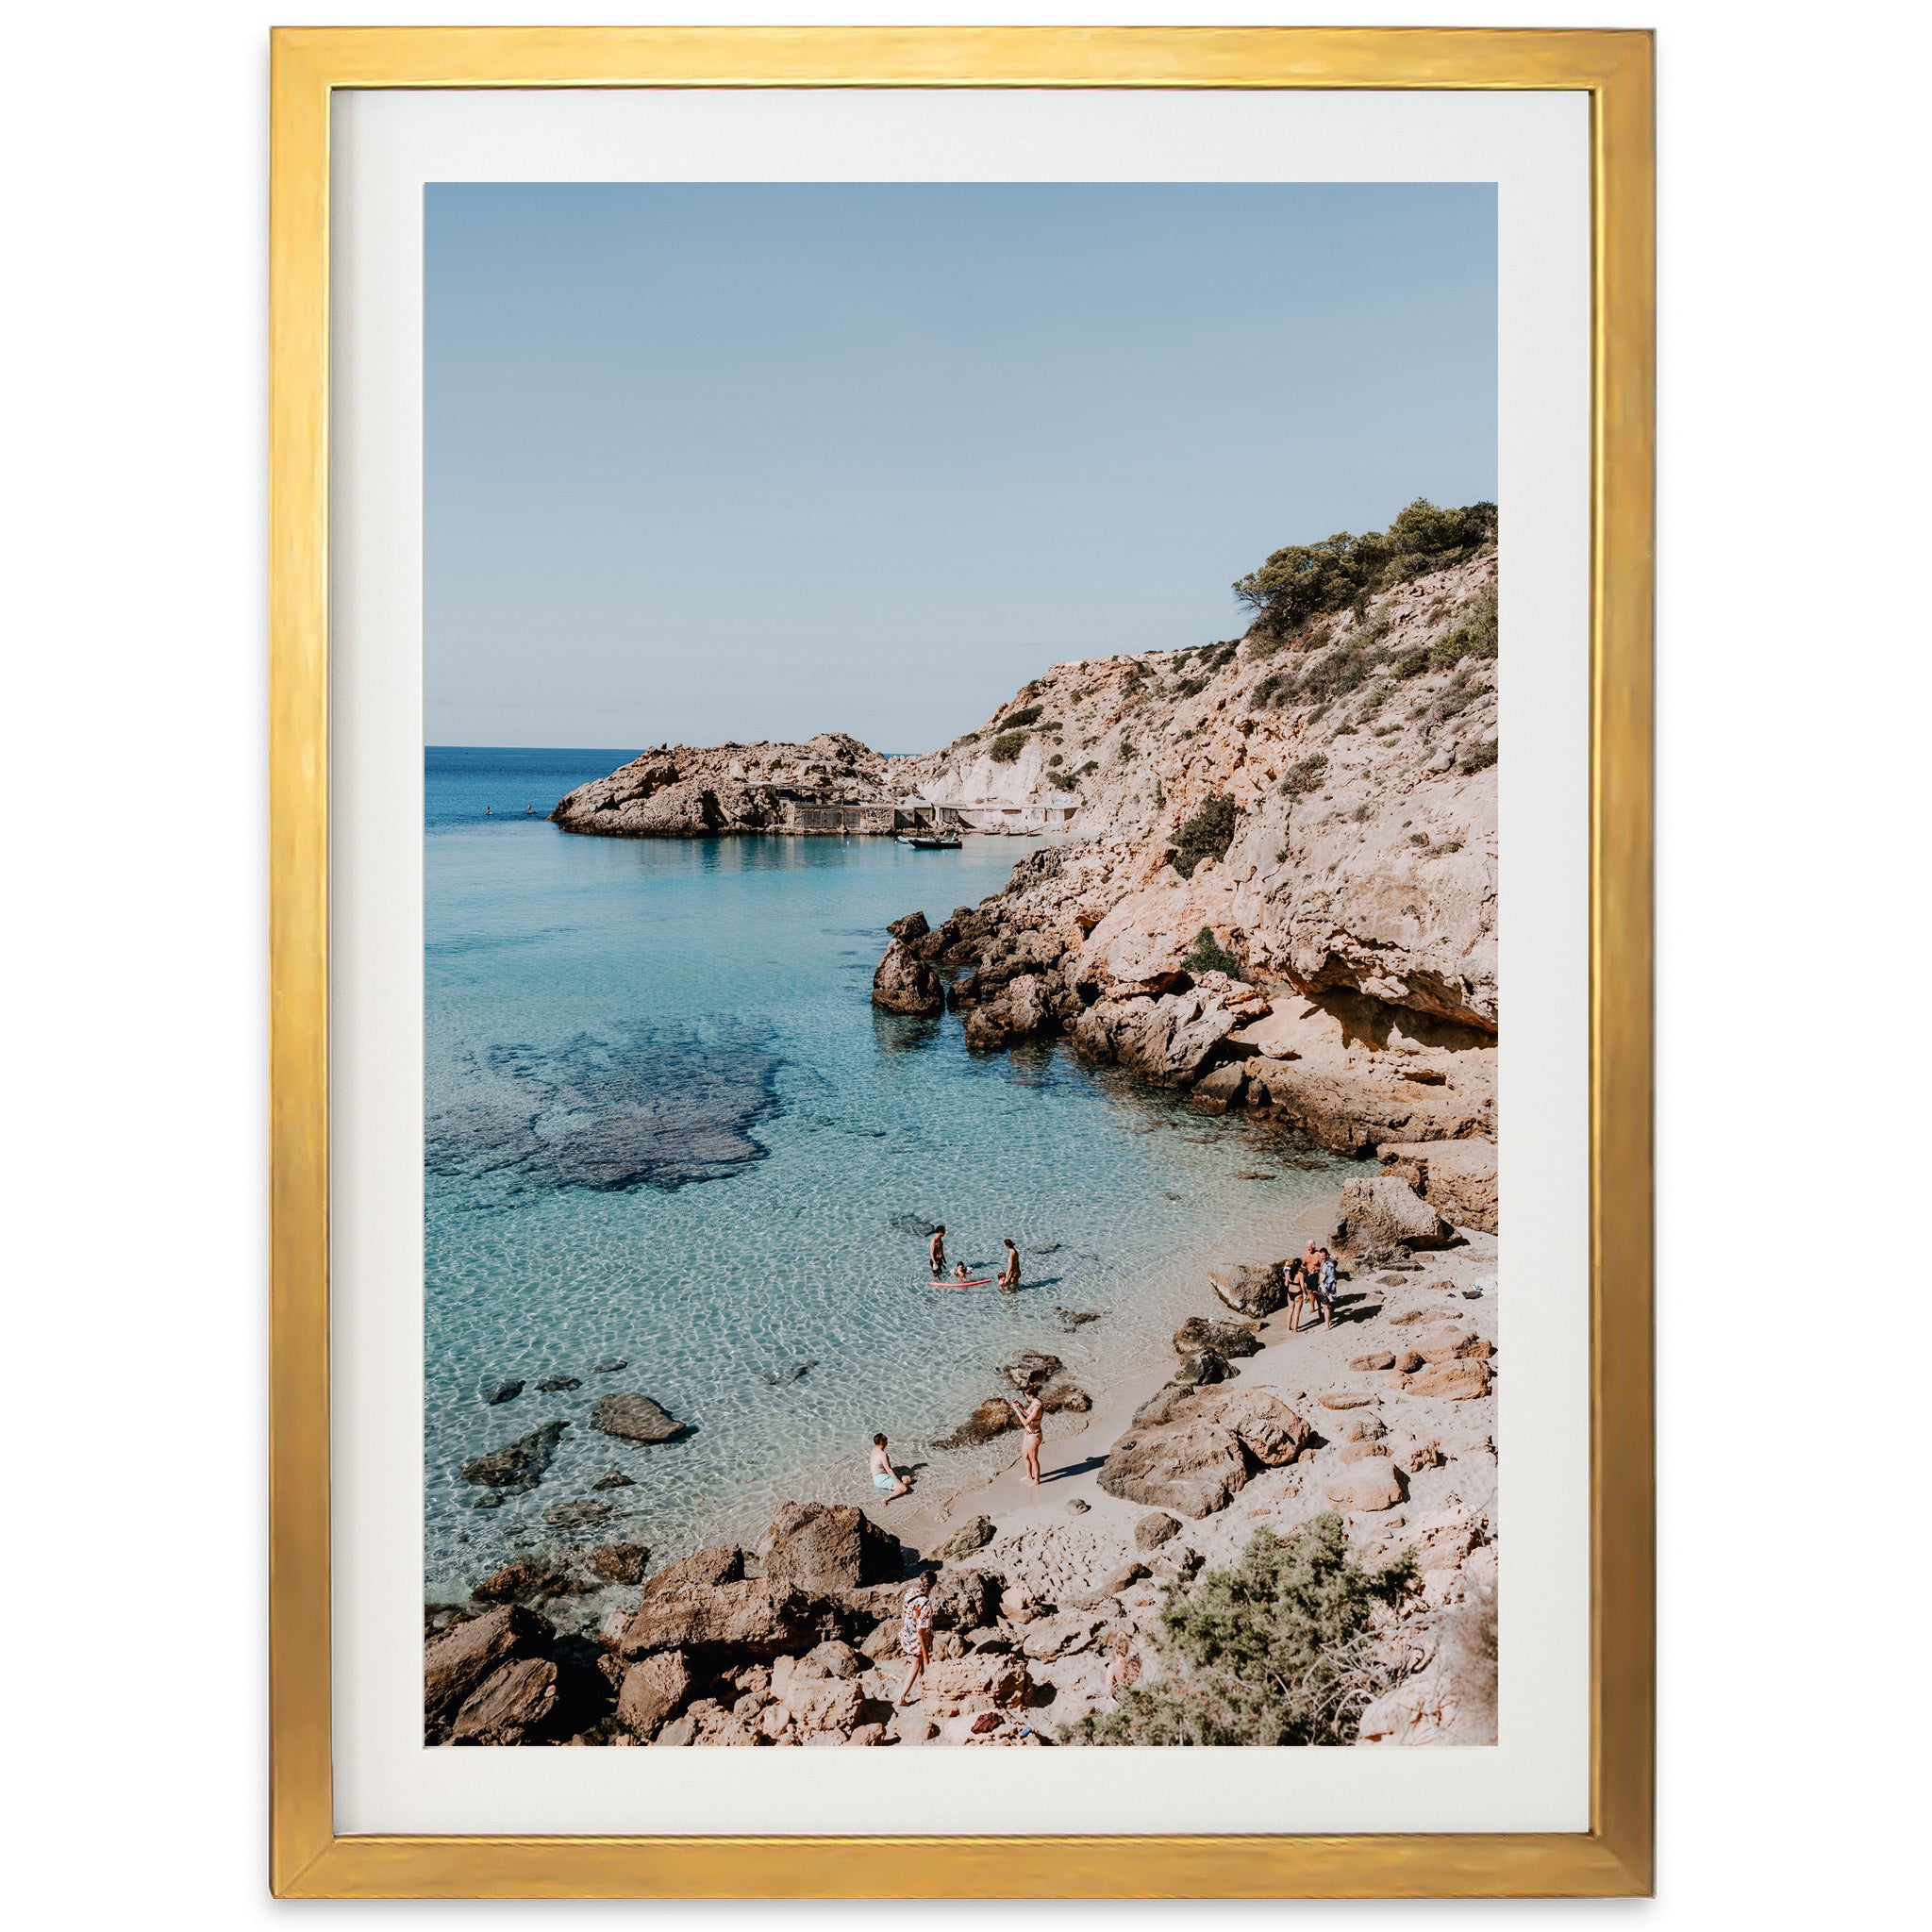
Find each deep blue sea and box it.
[425,746,1348,1596]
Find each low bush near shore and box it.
[1062,1516,1418,1747]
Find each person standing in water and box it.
[895,1572,936,1707]
[928,1225,946,1277]
[1007,1387,1045,1486]
[869,1432,910,1502]
[997,1240,1022,1291]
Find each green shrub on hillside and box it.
[1430,584,1499,670]
[999,704,1045,729]
[1182,926,1241,976]
[1277,754,1329,797]
[1459,738,1499,773]
[1170,794,1240,879]
[989,730,1029,763]
[1062,1516,1418,1747]
[1234,500,1498,641]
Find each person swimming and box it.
[939,1260,994,1289]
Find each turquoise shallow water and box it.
[425,748,1349,1594]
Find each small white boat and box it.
[897,830,962,850]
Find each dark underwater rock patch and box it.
[426,1025,782,1195]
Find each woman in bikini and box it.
[1008,1387,1045,1486]
[997,1239,1022,1291]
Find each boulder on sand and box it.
[451,1657,559,1744]
[1404,1358,1493,1401]
[1321,1459,1407,1511]
[1097,1420,1249,1518]
[618,1577,824,1661]
[933,1399,1020,1448]
[760,1501,902,1593]
[1212,1389,1312,1467]
[1412,1325,1491,1364]
[1336,1174,1455,1254]
[592,1393,688,1443]
[872,940,943,1017]
[1174,1349,1234,1386]
[918,1655,1034,1719]
[1134,1511,1182,1551]
[1208,1261,1287,1319]
[1174,1316,1261,1358]
[934,1515,997,1560]
[460,1420,568,1491]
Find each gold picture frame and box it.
[270,24,1653,1899]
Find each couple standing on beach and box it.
[928,1224,1022,1291]
[1285,1241,1339,1331]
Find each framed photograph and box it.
[270,25,1653,1899]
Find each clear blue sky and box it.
[425,182,1495,750]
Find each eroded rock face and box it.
[760,1501,902,1593]
[1208,1261,1288,1319]
[425,1603,553,1719]
[1337,1174,1455,1254]
[1320,1459,1407,1512]
[1174,1316,1261,1359]
[871,941,943,1017]
[934,1516,996,1559]
[919,1655,1033,1718]
[1378,1139,1499,1233]
[451,1657,560,1744]
[618,1578,824,1661]
[1404,1358,1493,1401]
[617,1650,695,1740]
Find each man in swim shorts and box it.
[928,1225,946,1276]
[870,1432,910,1502]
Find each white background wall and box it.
[3,1,1923,1924]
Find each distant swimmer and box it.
[484,806,491,815]
[940,1261,994,1289]
[928,1225,946,1276]
[997,1240,1022,1291]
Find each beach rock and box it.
[928,1568,1001,1635]
[617,1649,695,1740]
[1021,1611,1112,1661]
[535,1374,582,1392]
[544,1499,617,1528]
[1405,1358,1493,1401]
[1413,1325,1491,1364]
[482,1378,525,1406]
[771,1656,866,1733]
[1340,1440,1392,1464]
[919,1655,1033,1719]
[592,1394,687,1444]
[872,940,943,1017]
[1042,1384,1092,1414]
[1337,1413,1388,1442]
[471,1558,572,1606]
[591,1469,635,1491]
[451,1657,559,1744]
[963,972,1051,1050]
[425,1602,553,1718]
[1190,1061,1247,1113]
[1003,1352,1064,1391]
[1077,990,1239,1088]
[1130,1381,1199,1428]
[1052,1307,1102,1331]
[1395,1351,1425,1374]
[933,1399,1018,1448]
[589,1542,653,1585]
[1388,1432,1444,1474]
[1174,1348,1234,1386]
[1174,1316,1261,1358]
[1065,1497,1091,1514]
[761,1501,902,1593]
[1208,1261,1287,1319]
[592,1357,629,1374]
[1097,1420,1248,1518]
[1378,1138,1499,1234]
[619,1578,824,1661]
[1212,1389,1312,1467]
[1134,1511,1182,1551]
[1350,1352,1397,1373]
[470,1492,505,1509]
[641,1544,746,1594]
[1321,1460,1407,1511]
[1388,1307,1430,1326]
[460,1420,568,1491]
[933,1516,996,1560]
[1336,1174,1455,1254]
[888,910,931,945]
